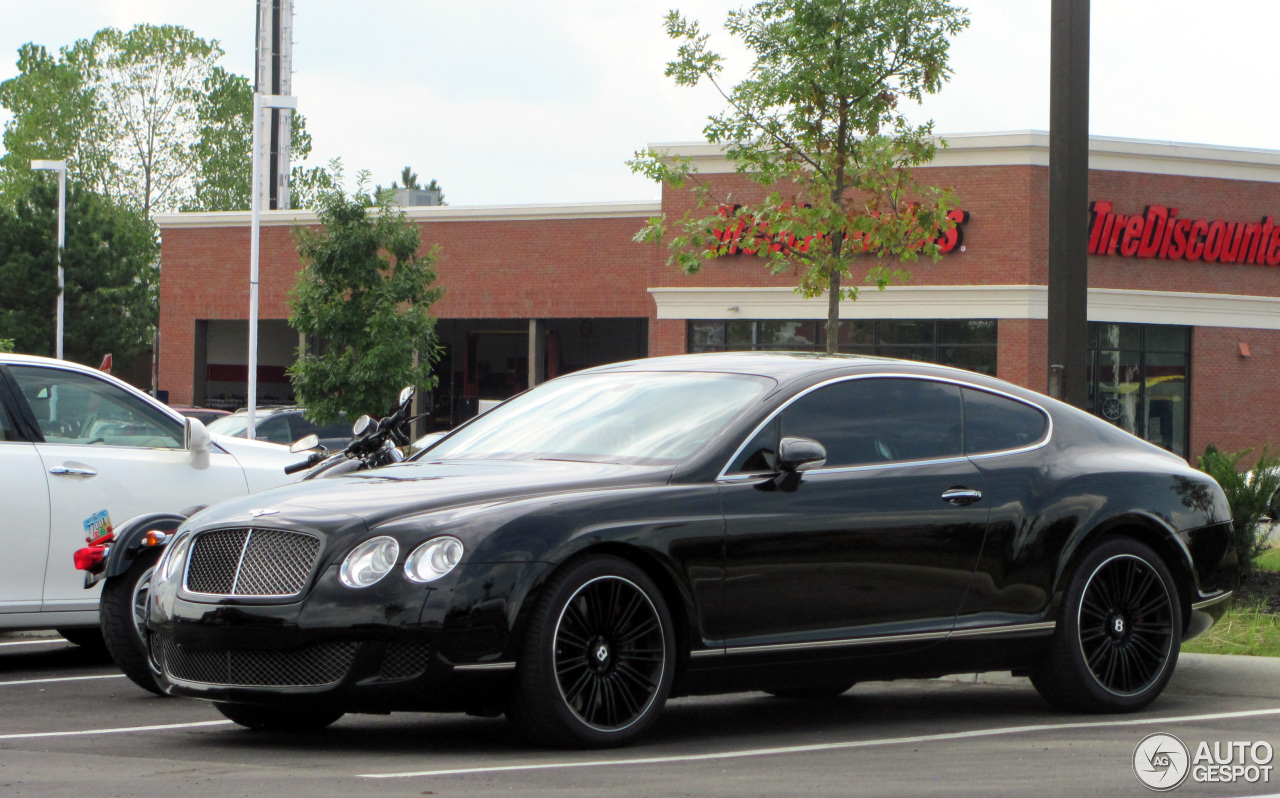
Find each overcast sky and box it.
[1,1,1276,206]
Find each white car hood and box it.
[211,433,305,493]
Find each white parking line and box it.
[357,707,1280,779]
[0,720,232,741]
[0,640,67,648]
[0,673,125,687]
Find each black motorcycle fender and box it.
[97,511,194,584]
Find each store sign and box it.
[1090,200,1280,265]
[711,205,970,257]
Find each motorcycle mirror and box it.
[399,386,414,405]
[353,415,374,436]
[289,434,320,454]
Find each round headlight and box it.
[340,536,400,588]
[156,532,192,584]
[404,537,464,583]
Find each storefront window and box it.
[687,319,998,375]
[1088,323,1189,458]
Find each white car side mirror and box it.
[186,417,212,456]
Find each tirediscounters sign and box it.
[710,205,970,257]
[1091,200,1280,265]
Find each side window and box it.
[255,415,293,444]
[727,417,780,474]
[0,394,15,441]
[781,378,963,468]
[8,365,184,449]
[962,388,1048,455]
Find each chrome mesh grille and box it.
[154,634,357,687]
[184,527,320,597]
[379,640,432,681]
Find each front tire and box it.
[215,702,345,732]
[100,550,165,696]
[1032,538,1182,712]
[508,555,676,748]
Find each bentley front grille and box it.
[154,634,358,687]
[185,527,320,597]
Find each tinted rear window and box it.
[963,388,1048,455]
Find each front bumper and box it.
[147,561,536,712]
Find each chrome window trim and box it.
[707,620,1057,657]
[181,527,320,600]
[716,372,1053,481]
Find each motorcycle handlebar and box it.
[284,459,314,475]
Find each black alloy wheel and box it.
[509,555,676,748]
[1077,553,1176,695]
[1032,538,1181,713]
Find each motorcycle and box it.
[73,387,420,694]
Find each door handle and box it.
[941,487,982,506]
[49,466,97,478]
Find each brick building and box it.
[155,131,1280,461]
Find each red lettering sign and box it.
[710,206,970,257]
[1090,200,1277,266]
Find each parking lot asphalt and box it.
[2,634,1279,798]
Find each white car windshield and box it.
[206,414,250,437]
[421,371,773,465]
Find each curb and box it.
[937,653,1280,701]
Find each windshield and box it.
[205,414,248,437]
[420,371,773,465]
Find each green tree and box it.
[630,0,970,354]
[287,166,443,424]
[1,24,320,214]
[0,338,13,353]
[0,179,158,366]
[1198,445,1280,581]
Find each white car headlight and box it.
[340,536,400,588]
[404,537,464,583]
[156,532,192,584]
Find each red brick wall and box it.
[159,161,1280,465]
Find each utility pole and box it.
[1048,0,1090,407]
[256,0,294,210]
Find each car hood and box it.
[193,458,675,530]
[211,434,306,492]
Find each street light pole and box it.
[31,160,67,360]
[248,93,297,440]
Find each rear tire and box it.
[215,702,345,732]
[1032,537,1181,713]
[100,550,165,696]
[508,555,676,748]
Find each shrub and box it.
[1197,445,1280,580]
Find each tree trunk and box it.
[826,266,840,355]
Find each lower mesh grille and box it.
[379,640,432,681]
[155,634,358,687]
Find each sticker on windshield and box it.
[83,510,113,541]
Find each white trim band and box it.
[648,131,1280,183]
[649,285,1280,330]
[154,200,661,229]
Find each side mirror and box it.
[289,434,320,454]
[185,417,211,454]
[399,386,414,405]
[777,437,826,473]
[186,417,211,469]
[352,415,374,437]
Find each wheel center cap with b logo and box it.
[595,643,610,663]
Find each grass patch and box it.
[1182,600,1280,657]
[1258,546,1280,573]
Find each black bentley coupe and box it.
[145,353,1235,747]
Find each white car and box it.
[0,353,300,638]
